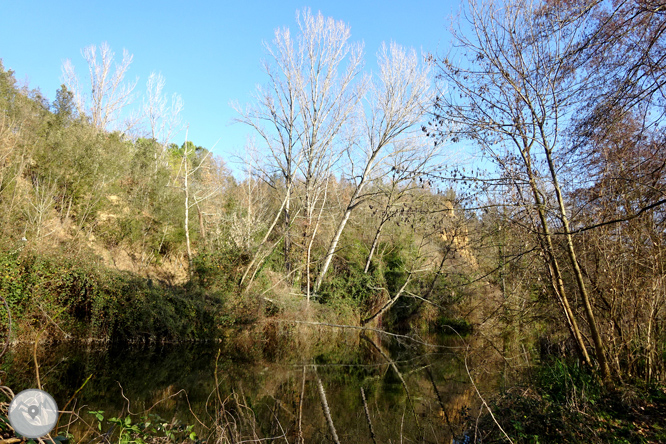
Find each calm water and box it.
[1,327,485,443]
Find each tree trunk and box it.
[197,203,206,245]
[306,178,329,304]
[184,153,192,276]
[240,185,292,287]
[521,149,593,368]
[539,131,610,382]
[315,207,352,293]
[543,139,610,381]
[364,218,387,273]
[315,151,379,293]
[284,178,292,275]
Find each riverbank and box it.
[471,359,666,443]
[0,247,366,345]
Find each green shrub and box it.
[0,248,226,341]
[318,262,378,310]
[537,358,601,407]
[472,359,666,443]
[0,250,27,329]
[191,247,250,293]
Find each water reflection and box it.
[1,328,485,443]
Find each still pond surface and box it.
[2,328,489,443]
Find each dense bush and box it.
[318,261,379,309]
[0,248,224,342]
[191,247,250,293]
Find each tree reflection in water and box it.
[2,329,499,443]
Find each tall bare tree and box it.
[314,42,433,293]
[143,72,184,146]
[172,136,221,274]
[62,42,137,132]
[234,9,364,278]
[430,0,612,378]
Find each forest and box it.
[1,0,665,442]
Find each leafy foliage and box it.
[88,411,201,444]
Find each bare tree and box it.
[571,110,666,382]
[24,176,58,241]
[62,42,137,132]
[314,42,433,293]
[234,8,365,278]
[294,9,365,291]
[144,72,184,146]
[173,135,222,274]
[0,113,26,231]
[430,0,610,379]
[234,21,302,275]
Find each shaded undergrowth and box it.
[470,359,666,443]
[0,248,228,343]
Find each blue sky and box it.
[0,1,460,175]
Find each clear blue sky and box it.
[0,1,459,175]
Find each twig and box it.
[465,355,514,444]
[145,388,186,413]
[143,387,210,432]
[182,390,210,430]
[117,381,136,415]
[37,304,71,339]
[0,385,15,400]
[298,366,306,444]
[57,373,93,429]
[214,349,223,408]
[33,327,47,390]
